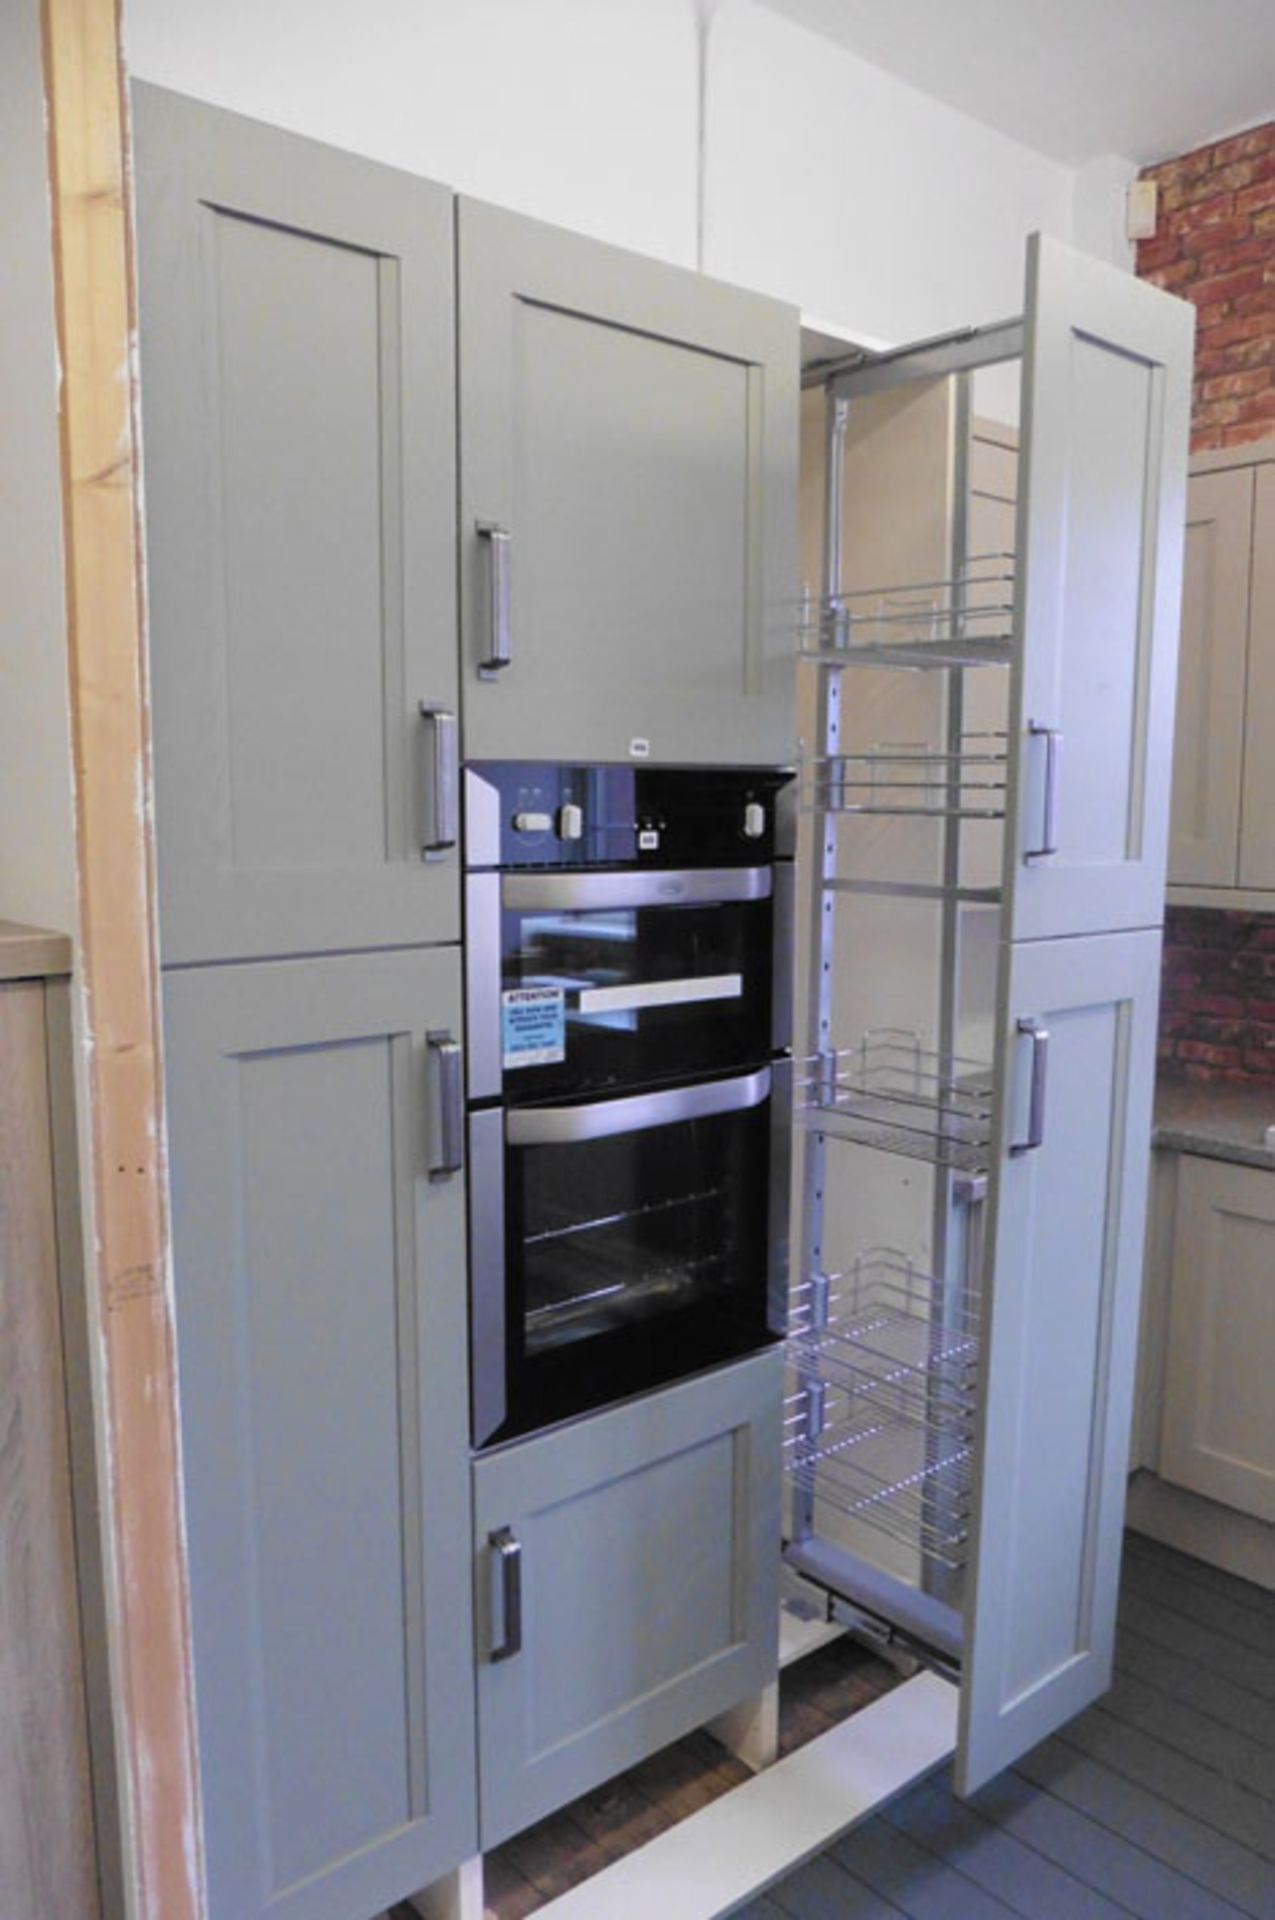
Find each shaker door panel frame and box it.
[134,85,460,964]
[958,927,1161,1792]
[1005,235,1194,942]
[163,949,476,1918]
[1160,1155,1275,1521]
[457,197,798,768]
[473,1351,782,1849]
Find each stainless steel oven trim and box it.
[502,867,772,913]
[469,1107,508,1446]
[774,771,798,859]
[771,860,795,1055]
[464,765,504,868]
[465,871,503,1102]
[506,1066,771,1148]
[767,1055,793,1337]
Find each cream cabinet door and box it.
[1239,465,1275,890]
[1168,467,1253,887]
[1160,1154,1275,1521]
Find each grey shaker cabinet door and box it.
[957,927,1161,1793]
[1005,235,1194,942]
[457,198,799,768]
[163,948,476,1919]
[473,1349,783,1849]
[133,85,460,965]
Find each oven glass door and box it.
[470,1070,779,1444]
[471,867,781,1100]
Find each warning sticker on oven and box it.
[502,986,566,1068]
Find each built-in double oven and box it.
[465,762,794,1446]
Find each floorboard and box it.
[1012,1738,1275,1919]
[1115,1620,1275,1749]
[964,1764,1250,1920]
[1096,1669,1275,1802]
[1121,1540,1275,1658]
[1118,1589,1275,1700]
[1124,1530,1275,1620]
[767,1851,910,1918]
[881,1776,1132,1920]
[829,1816,1026,1919]
[1056,1703,1275,1860]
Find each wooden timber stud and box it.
[41,1,204,1914]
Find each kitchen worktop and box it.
[1153,1074,1275,1170]
[0,920,72,982]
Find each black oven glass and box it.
[500,895,773,1098]
[496,1094,775,1441]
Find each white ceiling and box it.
[760,0,1275,165]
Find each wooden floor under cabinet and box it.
[387,1635,899,1920]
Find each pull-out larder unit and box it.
[784,239,1193,1797]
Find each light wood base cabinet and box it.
[1160,1154,1275,1521]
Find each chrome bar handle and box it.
[488,1527,523,1662]
[477,522,512,674]
[1009,1018,1049,1156]
[418,702,459,855]
[426,1031,463,1179]
[1023,721,1062,863]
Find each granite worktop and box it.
[1154,1074,1275,1170]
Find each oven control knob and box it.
[513,810,553,835]
[558,802,584,841]
[743,801,766,840]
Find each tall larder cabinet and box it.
[787,239,1192,1795]
[133,87,477,1920]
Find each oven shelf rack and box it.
[802,733,1008,822]
[797,1030,994,1174]
[799,555,1017,672]
[788,1251,979,1428]
[783,1386,974,1568]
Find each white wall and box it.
[123,0,1139,347]
[703,2,1076,343]
[1071,152,1139,277]
[124,0,703,267]
[0,0,78,936]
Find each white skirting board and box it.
[531,1670,958,1920]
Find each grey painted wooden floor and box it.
[739,1533,1275,1920]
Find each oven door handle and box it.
[574,972,743,1015]
[502,867,772,913]
[506,1067,771,1147]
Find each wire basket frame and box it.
[803,732,1008,821]
[798,1029,993,1173]
[788,1249,979,1427]
[800,553,1017,670]
[784,1391,974,1567]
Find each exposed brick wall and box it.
[1135,125,1275,1082]
[1136,122,1275,451]
[1159,908,1275,1082]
